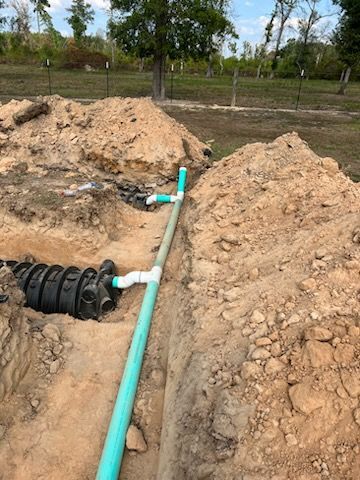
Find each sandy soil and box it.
[159,132,360,480]
[1,97,359,480]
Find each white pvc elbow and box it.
[113,266,162,289]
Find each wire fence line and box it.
[0,64,359,112]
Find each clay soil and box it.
[0,97,359,480]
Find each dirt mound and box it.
[0,267,31,401]
[159,133,360,479]
[0,96,209,183]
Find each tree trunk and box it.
[152,52,166,100]
[206,54,214,78]
[231,67,239,107]
[338,66,351,95]
[270,23,284,79]
[139,57,145,73]
[36,11,41,34]
[256,62,262,80]
[339,69,345,82]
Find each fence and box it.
[0,63,359,112]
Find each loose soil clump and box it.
[159,132,360,480]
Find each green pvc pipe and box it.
[156,194,172,203]
[178,167,187,194]
[96,167,187,480]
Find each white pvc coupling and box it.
[113,266,162,289]
[145,195,179,206]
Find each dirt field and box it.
[163,105,360,182]
[0,96,359,480]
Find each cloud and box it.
[49,0,110,13]
[244,1,253,6]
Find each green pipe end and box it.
[178,167,187,193]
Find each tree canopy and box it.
[66,0,95,44]
[334,0,360,68]
[109,0,237,98]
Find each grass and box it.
[0,64,360,111]
[163,106,360,181]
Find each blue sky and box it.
[3,0,339,50]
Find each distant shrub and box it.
[60,44,109,69]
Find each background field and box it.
[1,64,360,112]
[164,107,360,181]
[1,64,359,181]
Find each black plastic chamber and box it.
[0,259,119,321]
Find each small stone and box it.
[30,398,40,409]
[241,361,262,380]
[251,310,265,324]
[298,278,317,291]
[251,347,271,361]
[315,248,327,259]
[255,337,272,347]
[285,433,298,446]
[217,252,230,264]
[348,326,360,337]
[126,425,147,453]
[42,324,61,343]
[220,234,240,245]
[151,368,165,387]
[0,425,6,439]
[321,157,339,174]
[265,358,285,375]
[353,408,360,427]
[249,268,259,281]
[340,371,360,398]
[49,359,61,374]
[220,241,231,252]
[288,314,300,325]
[289,383,325,415]
[334,344,355,363]
[224,287,241,302]
[322,198,338,207]
[302,340,334,368]
[270,342,282,357]
[52,344,63,356]
[304,326,333,342]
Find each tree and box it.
[333,0,360,94]
[297,0,334,73]
[256,7,276,79]
[66,0,95,44]
[10,0,31,42]
[30,0,50,33]
[109,0,237,100]
[0,0,6,30]
[270,0,297,77]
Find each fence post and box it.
[295,68,304,110]
[105,61,110,98]
[170,64,174,103]
[46,59,52,95]
[231,67,239,107]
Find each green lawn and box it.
[0,64,359,111]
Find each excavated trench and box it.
[1,94,360,480]
[0,178,188,480]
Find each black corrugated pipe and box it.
[0,259,119,320]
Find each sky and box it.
[3,0,339,51]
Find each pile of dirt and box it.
[159,132,360,480]
[0,96,209,184]
[0,267,31,401]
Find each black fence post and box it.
[46,59,52,95]
[105,61,110,97]
[170,63,174,103]
[295,68,305,111]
